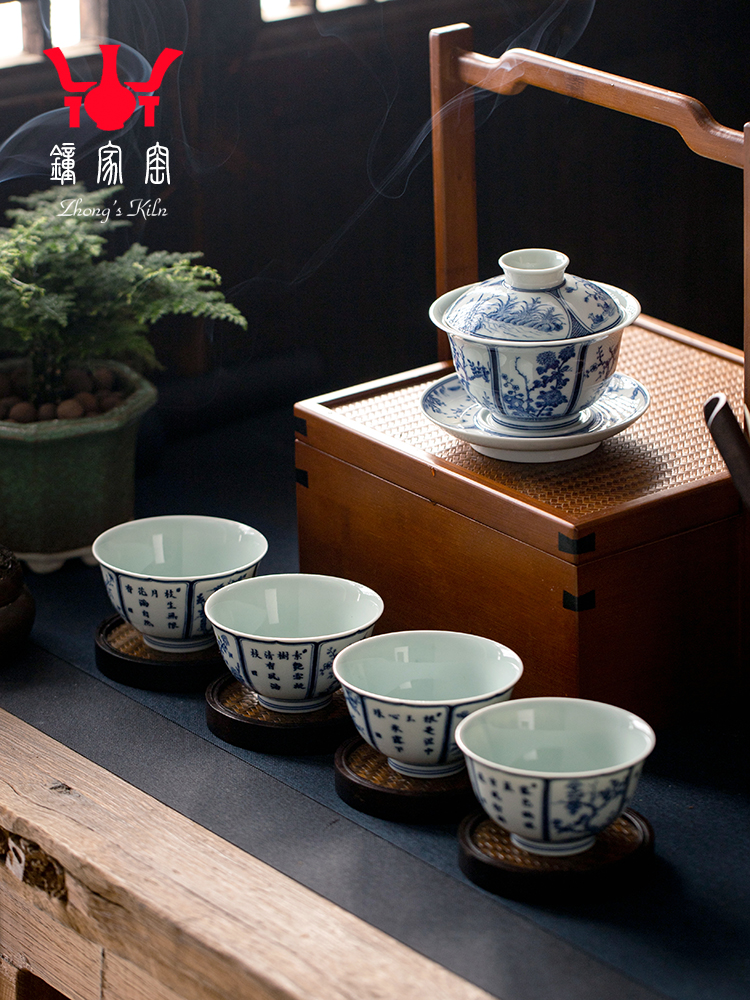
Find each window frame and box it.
[0,0,105,110]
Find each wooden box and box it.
[294,316,745,728]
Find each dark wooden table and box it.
[1,405,747,1000]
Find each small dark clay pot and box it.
[0,545,35,653]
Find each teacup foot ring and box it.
[95,614,223,692]
[205,674,355,755]
[334,737,475,823]
[458,808,654,900]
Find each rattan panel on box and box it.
[331,325,743,520]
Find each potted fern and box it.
[0,185,247,571]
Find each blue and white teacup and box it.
[92,515,268,653]
[205,574,384,713]
[333,630,523,778]
[456,697,656,856]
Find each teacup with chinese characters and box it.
[332,630,523,778]
[204,573,384,713]
[92,515,268,653]
[455,697,656,856]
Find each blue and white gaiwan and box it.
[430,249,641,431]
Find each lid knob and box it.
[499,248,569,290]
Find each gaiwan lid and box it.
[444,248,624,341]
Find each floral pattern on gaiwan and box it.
[444,272,622,342]
[445,278,571,341]
[500,346,576,420]
[449,326,622,428]
[561,276,621,333]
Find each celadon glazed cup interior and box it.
[333,630,524,778]
[204,573,385,713]
[455,697,656,856]
[92,514,268,653]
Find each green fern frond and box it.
[0,185,247,403]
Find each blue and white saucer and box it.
[420,372,650,463]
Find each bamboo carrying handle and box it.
[456,46,744,167]
[429,24,750,405]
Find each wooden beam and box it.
[429,24,478,360]
[0,709,493,1000]
[21,0,50,56]
[456,46,744,168]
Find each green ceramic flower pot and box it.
[0,361,157,571]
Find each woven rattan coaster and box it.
[334,736,476,823]
[205,674,355,755]
[458,809,654,900]
[95,614,223,691]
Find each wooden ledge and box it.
[0,708,492,1000]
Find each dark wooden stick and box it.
[704,392,750,506]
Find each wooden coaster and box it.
[95,614,223,692]
[205,674,355,755]
[458,809,654,900]
[334,736,476,823]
